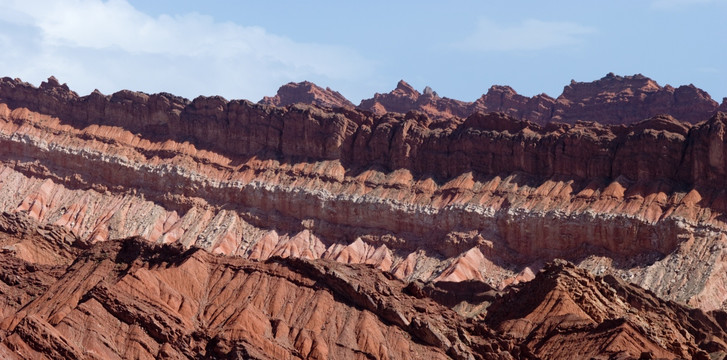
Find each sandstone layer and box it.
[1,76,727,317]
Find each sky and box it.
[0,0,725,104]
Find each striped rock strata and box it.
[1,77,727,312]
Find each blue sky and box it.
[0,0,725,103]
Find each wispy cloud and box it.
[0,0,373,100]
[453,18,595,52]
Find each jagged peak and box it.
[277,81,321,93]
[38,76,74,95]
[296,80,316,88]
[41,76,62,88]
[1,73,722,127]
[392,80,419,96]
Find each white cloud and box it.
[454,18,594,52]
[0,0,373,100]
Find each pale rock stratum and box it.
[1,75,727,358]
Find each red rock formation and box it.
[3,77,727,311]
[470,85,555,124]
[551,73,719,125]
[2,75,727,358]
[2,212,726,359]
[719,98,727,113]
[259,81,354,109]
[486,260,727,360]
[355,80,472,122]
[0,233,523,360]
[356,73,720,124]
[0,211,87,266]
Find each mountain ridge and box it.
[3,74,727,358]
[264,73,726,125]
[1,75,727,312]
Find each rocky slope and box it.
[1,216,726,359]
[3,75,727,313]
[4,68,727,360]
[322,73,724,124]
[486,260,727,360]
[0,215,522,360]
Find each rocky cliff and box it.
[2,75,727,358]
[1,76,727,311]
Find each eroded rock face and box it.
[1,219,726,359]
[3,75,727,358]
[357,80,473,122]
[0,234,521,360]
[2,77,727,313]
[551,73,718,125]
[486,260,727,360]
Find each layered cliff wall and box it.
[3,76,727,185]
[1,76,727,312]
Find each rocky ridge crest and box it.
[259,81,354,109]
[271,73,723,125]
